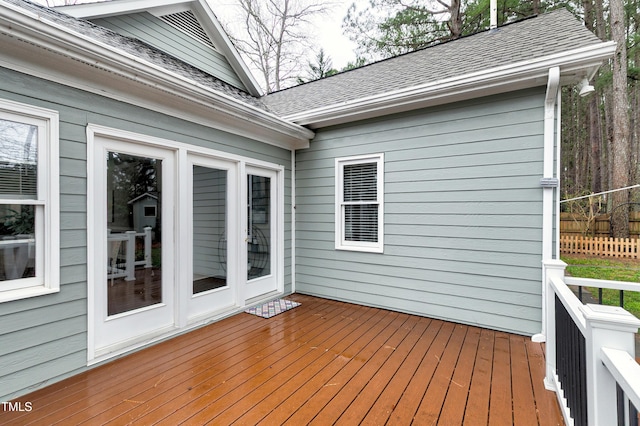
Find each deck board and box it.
[413,322,469,424]
[361,317,442,425]
[335,315,430,425]
[1,294,564,425]
[310,313,415,425]
[437,326,481,424]
[489,332,514,426]
[286,310,404,425]
[511,334,539,426]
[463,328,495,425]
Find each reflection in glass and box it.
[193,166,227,294]
[0,204,36,281]
[106,152,162,316]
[248,175,271,280]
[0,118,38,282]
[0,118,37,199]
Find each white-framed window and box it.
[335,153,384,253]
[0,98,59,302]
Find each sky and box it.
[209,0,360,70]
[304,1,360,69]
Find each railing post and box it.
[125,230,136,281]
[143,226,152,268]
[541,259,567,391]
[580,304,640,425]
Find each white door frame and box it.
[179,153,240,325]
[88,135,177,363]
[87,125,286,363]
[244,165,284,301]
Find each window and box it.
[0,99,59,302]
[335,153,384,253]
[144,205,157,217]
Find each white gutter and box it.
[0,1,312,148]
[285,42,615,129]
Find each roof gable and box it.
[0,0,313,148]
[263,9,613,128]
[57,0,262,96]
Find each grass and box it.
[561,255,640,319]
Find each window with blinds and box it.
[0,99,59,302]
[336,154,384,252]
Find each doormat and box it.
[245,298,301,319]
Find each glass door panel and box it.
[245,167,278,301]
[106,152,162,316]
[248,174,271,280]
[186,155,236,321]
[192,165,227,294]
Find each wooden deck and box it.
[1,294,564,425]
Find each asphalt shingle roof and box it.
[5,2,603,123]
[262,9,603,117]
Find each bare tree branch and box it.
[226,0,330,92]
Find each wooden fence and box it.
[560,235,640,259]
[560,212,640,238]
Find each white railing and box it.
[601,347,640,425]
[1,235,35,280]
[107,227,152,282]
[543,260,640,425]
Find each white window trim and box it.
[335,153,384,253]
[0,98,59,303]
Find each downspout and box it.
[291,149,296,294]
[533,66,560,343]
[490,0,497,30]
[542,66,560,261]
[555,89,562,260]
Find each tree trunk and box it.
[593,0,611,193]
[609,0,631,237]
[448,0,462,38]
[583,0,601,194]
[532,0,540,15]
[589,95,603,194]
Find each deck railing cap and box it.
[580,303,640,331]
[542,259,567,268]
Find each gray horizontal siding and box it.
[295,88,546,336]
[0,66,292,400]
[92,13,247,91]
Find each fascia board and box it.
[55,0,192,19]
[0,2,312,149]
[287,42,616,129]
